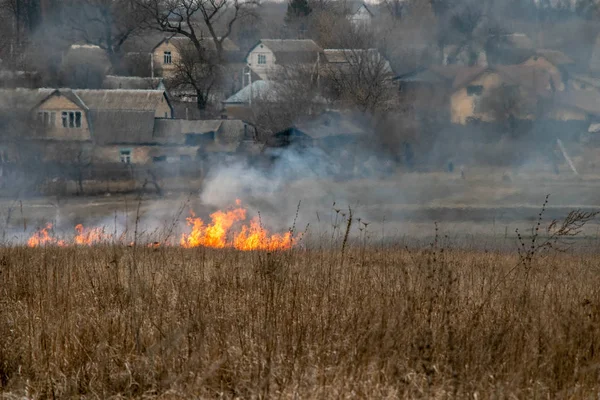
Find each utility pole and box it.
[244,66,252,106]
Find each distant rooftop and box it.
[223,80,278,104]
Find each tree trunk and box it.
[76,167,84,195]
[196,90,207,110]
[107,49,125,75]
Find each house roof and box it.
[323,48,394,74]
[153,119,223,144]
[152,118,252,152]
[351,2,374,16]
[223,80,278,104]
[557,90,600,117]
[247,39,323,64]
[0,88,90,111]
[73,89,170,112]
[534,49,574,66]
[290,111,368,140]
[0,88,55,110]
[571,74,600,89]
[150,35,240,53]
[397,65,553,95]
[493,65,553,96]
[102,75,165,90]
[90,110,157,145]
[0,88,171,114]
[396,65,486,87]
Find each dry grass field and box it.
[1,233,600,398]
[1,173,600,398]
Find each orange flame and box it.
[27,223,66,247]
[234,218,293,251]
[180,206,247,248]
[26,200,296,251]
[180,201,295,251]
[74,224,112,245]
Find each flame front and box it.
[234,218,293,251]
[27,201,297,251]
[27,223,66,247]
[74,224,112,245]
[180,201,295,251]
[180,206,247,248]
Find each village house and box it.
[151,36,242,77]
[221,80,278,120]
[153,119,260,160]
[273,110,367,148]
[320,48,395,88]
[396,57,590,125]
[448,65,555,124]
[0,88,256,167]
[349,3,374,28]
[322,48,394,73]
[270,110,375,175]
[556,90,600,124]
[246,39,323,80]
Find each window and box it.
[120,149,131,164]
[257,54,266,65]
[467,85,483,96]
[164,51,172,64]
[153,155,167,163]
[37,111,56,128]
[61,111,82,128]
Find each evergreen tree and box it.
[285,0,312,25]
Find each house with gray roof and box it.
[246,39,323,80]
[101,75,165,90]
[221,80,279,120]
[0,88,256,165]
[273,110,369,149]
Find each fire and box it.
[74,224,112,245]
[234,218,293,251]
[180,206,247,248]
[180,201,296,251]
[26,200,297,251]
[27,223,66,248]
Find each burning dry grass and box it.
[0,242,600,398]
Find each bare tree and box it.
[0,0,44,67]
[138,0,259,62]
[381,0,407,19]
[167,41,221,110]
[55,143,93,195]
[62,0,148,72]
[60,46,109,88]
[321,49,395,114]
[478,83,536,132]
[251,64,323,140]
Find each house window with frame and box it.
[164,51,172,64]
[120,149,132,164]
[61,111,82,128]
[38,111,56,128]
[257,54,267,65]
